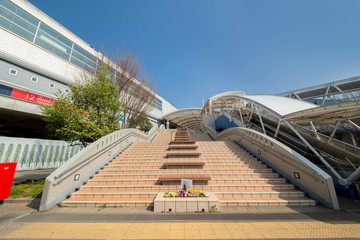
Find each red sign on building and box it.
[10,88,53,106]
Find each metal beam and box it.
[209,99,212,115]
[247,104,254,123]
[294,93,302,100]
[345,166,360,186]
[256,107,267,135]
[274,120,282,138]
[238,99,244,123]
[310,121,317,132]
[284,120,345,184]
[329,120,341,140]
[347,119,360,131]
[321,84,331,106]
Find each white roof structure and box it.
[163,108,203,129]
[242,95,318,117]
[202,92,319,119]
[209,91,246,101]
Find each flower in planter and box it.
[164,186,209,198]
[164,192,176,198]
[186,192,200,197]
[199,191,209,197]
[188,190,201,194]
[177,189,187,197]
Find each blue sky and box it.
[28,0,360,109]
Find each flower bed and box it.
[154,185,220,213]
[164,185,209,198]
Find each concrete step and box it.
[80,183,295,191]
[87,178,161,185]
[209,178,286,184]
[70,191,159,199]
[87,177,286,185]
[107,161,265,166]
[61,198,154,208]
[99,168,274,174]
[214,190,305,198]
[94,172,279,179]
[219,197,316,207]
[168,145,198,150]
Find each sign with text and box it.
[181,179,193,190]
[10,88,52,106]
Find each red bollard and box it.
[0,163,17,200]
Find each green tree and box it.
[41,66,122,147]
[138,114,153,132]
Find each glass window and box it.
[83,62,95,74]
[14,7,38,27]
[152,97,162,110]
[0,0,38,26]
[37,30,71,53]
[9,68,17,75]
[0,0,17,14]
[49,83,55,88]
[70,44,97,73]
[31,76,38,82]
[0,14,11,29]
[71,51,95,69]
[0,7,35,41]
[35,36,70,60]
[73,44,97,62]
[0,6,16,23]
[12,14,37,34]
[9,20,34,41]
[70,56,84,69]
[39,23,72,48]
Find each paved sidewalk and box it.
[0,200,360,240]
[1,170,360,239]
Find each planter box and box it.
[153,192,220,213]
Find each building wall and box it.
[0,0,176,132]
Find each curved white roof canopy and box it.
[163,108,202,129]
[203,92,318,119]
[242,95,318,117]
[209,91,246,101]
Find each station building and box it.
[0,0,176,138]
[0,0,360,211]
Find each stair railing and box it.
[202,125,339,210]
[39,125,164,211]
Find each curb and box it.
[3,198,40,203]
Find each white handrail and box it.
[39,125,164,211]
[202,125,339,210]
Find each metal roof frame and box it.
[201,92,360,186]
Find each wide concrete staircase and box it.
[62,129,316,208]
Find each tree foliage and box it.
[103,51,157,128]
[140,117,153,132]
[41,66,122,147]
[129,113,153,132]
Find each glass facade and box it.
[0,0,162,111]
[153,97,162,110]
[304,90,360,106]
[0,0,96,73]
[0,0,38,42]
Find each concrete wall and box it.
[201,120,339,210]
[39,124,164,211]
